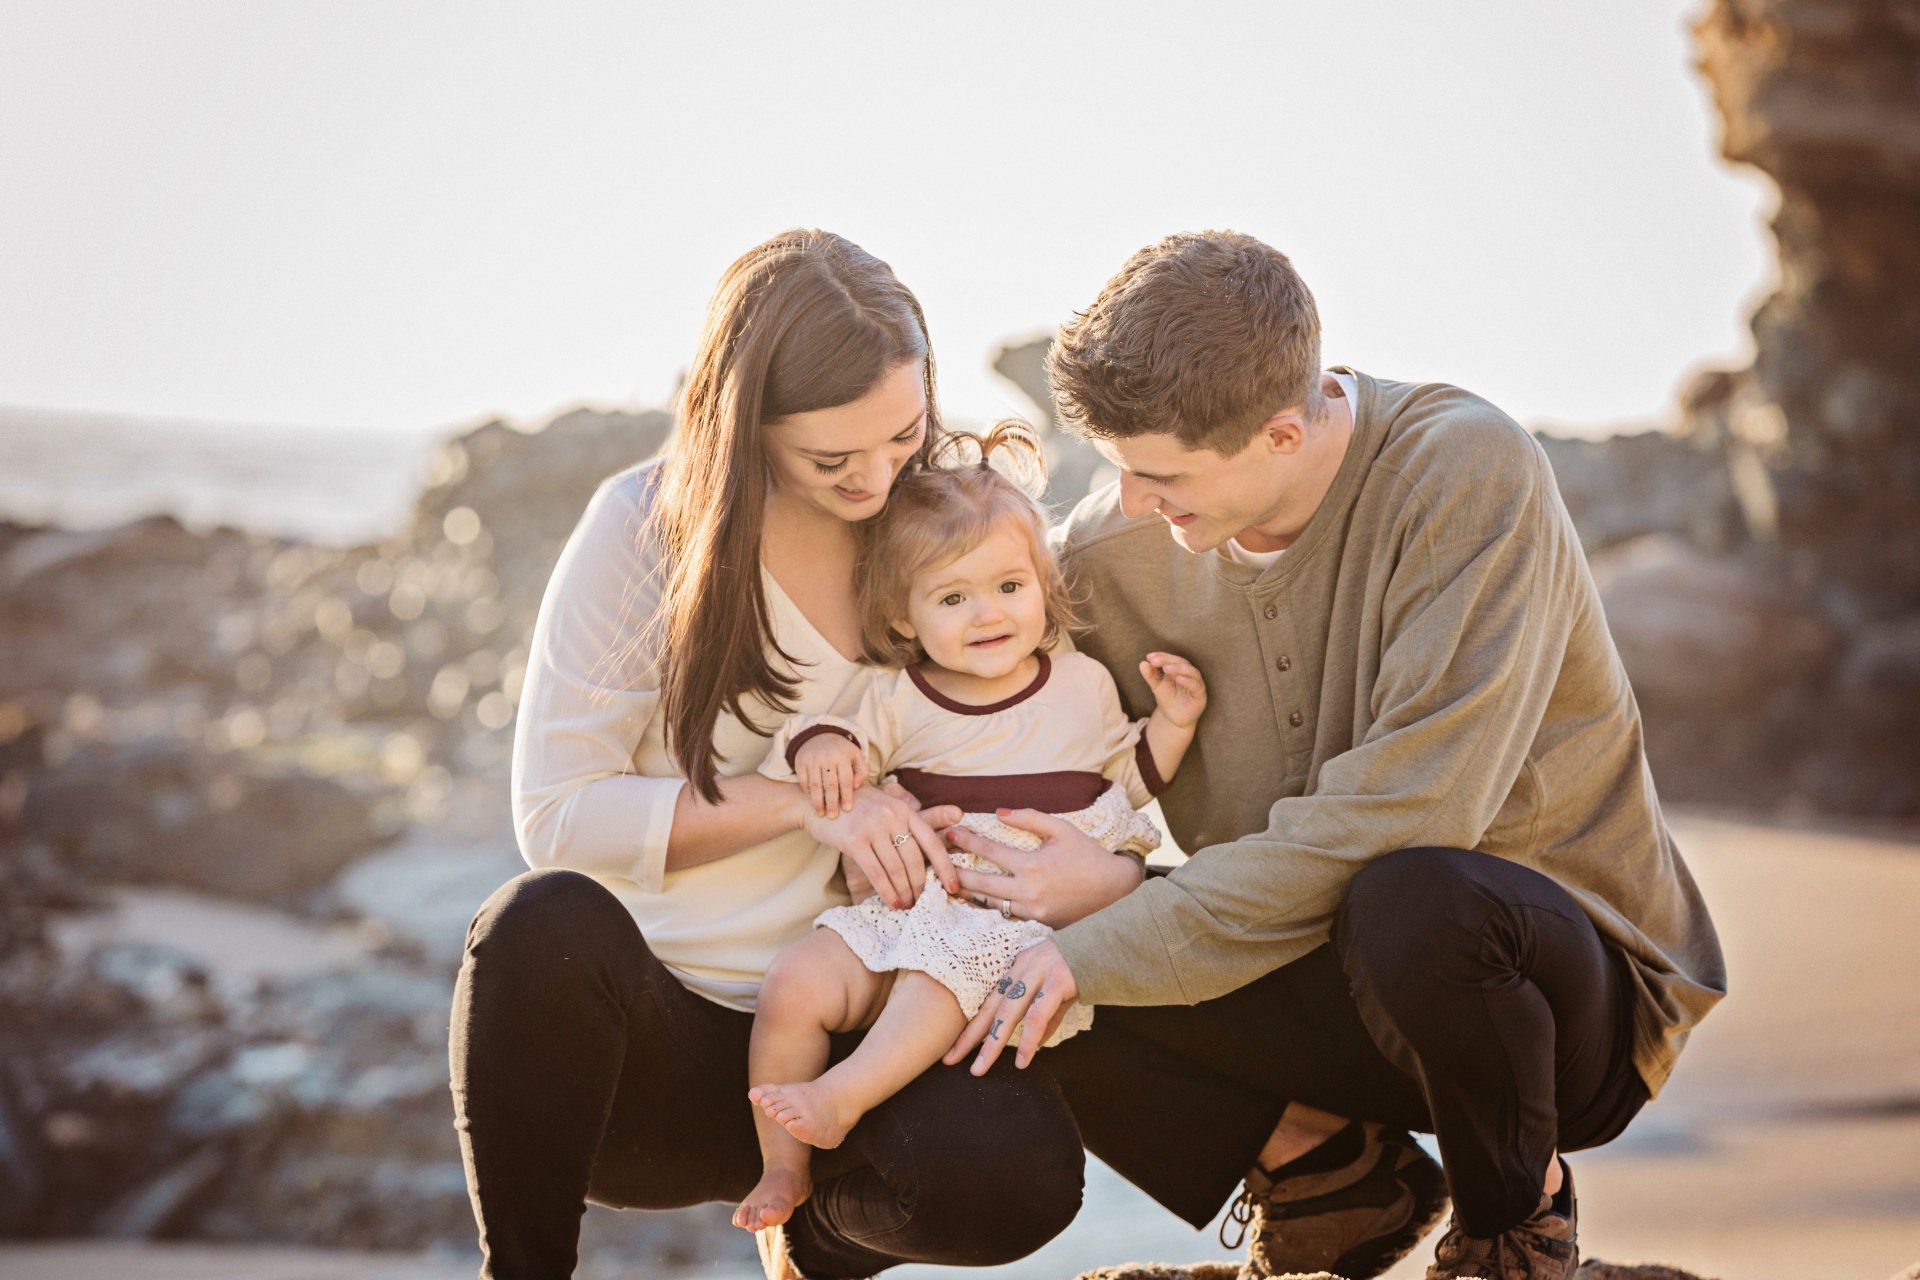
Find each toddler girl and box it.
[732,423,1207,1233]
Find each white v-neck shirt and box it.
[1216,369,1358,570]
[511,460,877,1011]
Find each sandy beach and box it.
[4,805,1917,1280]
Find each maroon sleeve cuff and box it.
[785,724,861,771]
[1134,732,1168,797]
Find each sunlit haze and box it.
[2,1,1773,439]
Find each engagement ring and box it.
[1000,898,1014,919]
[889,832,912,847]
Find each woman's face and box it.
[764,358,928,523]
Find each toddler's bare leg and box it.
[754,970,967,1151]
[734,929,890,1231]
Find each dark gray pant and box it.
[1047,845,1649,1236]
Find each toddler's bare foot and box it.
[732,1162,811,1232]
[749,1080,862,1150]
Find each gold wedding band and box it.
[1000,898,1014,919]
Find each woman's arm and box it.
[664,772,812,872]
[514,468,802,891]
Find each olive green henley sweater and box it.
[1050,368,1726,1098]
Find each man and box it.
[944,230,1727,1279]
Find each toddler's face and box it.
[896,522,1047,681]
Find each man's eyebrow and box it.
[798,412,926,459]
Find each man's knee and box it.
[1334,846,1490,983]
[879,1066,1084,1261]
[916,1133,1082,1262]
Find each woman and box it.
[449,230,1146,1280]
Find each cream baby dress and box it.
[759,651,1166,1048]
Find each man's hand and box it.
[944,939,1080,1073]
[1141,650,1207,728]
[945,810,1144,928]
[794,733,869,819]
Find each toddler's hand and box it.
[796,732,869,819]
[1141,651,1207,729]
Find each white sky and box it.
[1,1,1774,440]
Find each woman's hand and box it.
[943,810,1145,928]
[804,782,962,910]
[944,938,1080,1073]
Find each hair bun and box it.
[934,418,1047,497]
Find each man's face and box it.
[1090,427,1293,554]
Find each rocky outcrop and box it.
[1680,0,1920,813]
[0,404,721,1262]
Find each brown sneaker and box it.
[1424,1161,1578,1279]
[1224,1121,1450,1280]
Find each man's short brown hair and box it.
[1046,230,1324,454]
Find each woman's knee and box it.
[464,867,638,964]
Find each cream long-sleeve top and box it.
[510,459,876,1012]
[754,651,1166,818]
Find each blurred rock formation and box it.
[0,406,746,1268]
[1680,0,1920,814]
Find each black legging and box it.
[448,868,1084,1280]
[450,846,1649,1275]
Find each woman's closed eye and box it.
[809,423,924,475]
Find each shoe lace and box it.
[1218,1184,1256,1251]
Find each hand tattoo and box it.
[995,976,1012,994]
[1006,980,1027,999]
[988,1018,1005,1040]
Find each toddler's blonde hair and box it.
[858,420,1080,668]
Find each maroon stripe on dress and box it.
[1134,734,1168,796]
[784,724,861,771]
[906,651,1052,715]
[893,766,1107,814]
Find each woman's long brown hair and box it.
[641,229,943,803]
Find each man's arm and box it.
[1053,460,1576,1007]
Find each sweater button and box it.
[1289,710,1304,727]
[1262,604,1278,620]
[1275,655,1292,672]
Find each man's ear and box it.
[1257,411,1309,457]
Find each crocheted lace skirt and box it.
[814,782,1161,1049]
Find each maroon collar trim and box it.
[908,651,1052,715]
